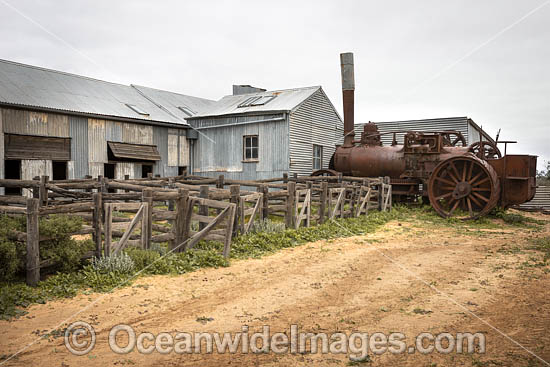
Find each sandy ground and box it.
[1,211,550,366]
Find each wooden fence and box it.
[0,173,392,286]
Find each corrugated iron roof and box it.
[0,59,214,126]
[186,86,321,119]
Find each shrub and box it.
[91,253,135,274]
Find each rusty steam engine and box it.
[315,53,537,219]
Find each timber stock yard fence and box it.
[0,173,392,286]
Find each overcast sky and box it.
[0,0,548,170]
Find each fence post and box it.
[199,185,209,231]
[26,198,40,286]
[39,176,48,206]
[283,173,288,184]
[385,176,392,211]
[141,188,153,249]
[92,192,103,257]
[32,176,40,199]
[173,188,188,252]
[229,185,240,236]
[104,203,112,256]
[217,175,225,189]
[285,181,296,228]
[124,174,130,194]
[85,175,92,193]
[319,181,328,224]
[378,177,384,211]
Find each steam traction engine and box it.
[315,53,537,219]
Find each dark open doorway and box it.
[178,166,187,176]
[5,160,21,195]
[52,161,67,180]
[104,163,116,193]
[141,164,153,178]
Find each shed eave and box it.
[185,109,291,121]
[0,101,189,129]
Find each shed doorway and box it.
[5,160,21,195]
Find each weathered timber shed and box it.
[356,117,495,146]
[187,86,343,180]
[0,59,214,194]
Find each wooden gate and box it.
[328,187,345,219]
[184,197,236,258]
[355,186,375,217]
[239,192,262,234]
[294,189,311,228]
[104,202,149,256]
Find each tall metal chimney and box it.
[340,52,355,147]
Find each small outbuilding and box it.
[187,85,343,180]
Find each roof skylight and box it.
[237,95,276,108]
[125,104,149,116]
[178,106,195,117]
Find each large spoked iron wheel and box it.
[428,155,499,219]
[468,141,502,160]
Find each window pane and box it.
[252,147,258,159]
[252,136,258,149]
[246,148,251,159]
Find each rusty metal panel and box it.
[69,115,88,178]
[88,119,107,163]
[122,122,153,145]
[1,108,69,137]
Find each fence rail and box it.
[0,173,392,286]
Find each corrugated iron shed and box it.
[0,59,214,126]
[355,117,495,146]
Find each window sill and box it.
[242,160,259,163]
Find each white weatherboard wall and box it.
[289,89,343,176]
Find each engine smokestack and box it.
[340,52,355,147]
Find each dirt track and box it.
[1,211,550,366]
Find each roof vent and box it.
[177,106,195,117]
[125,104,149,116]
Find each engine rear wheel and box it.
[428,155,499,219]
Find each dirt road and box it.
[1,211,550,366]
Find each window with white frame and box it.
[243,135,259,161]
[313,144,323,170]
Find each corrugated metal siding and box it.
[88,162,104,178]
[115,162,135,180]
[153,126,168,177]
[179,135,189,167]
[2,108,69,137]
[167,134,178,166]
[518,186,550,210]
[356,117,470,146]
[106,120,123,142]
[122,123,153,145]
[21,159,52,197]
[289,89,342,176]
[69,115,88,178]
[191,114,288,180]
[88,119,107,163]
